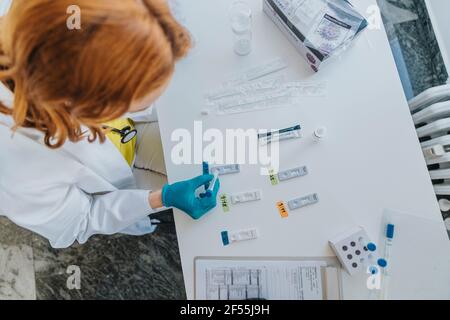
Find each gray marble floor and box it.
[0,244,36,300]
[379,0,448,98]
[0,209,186,300]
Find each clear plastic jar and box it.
[230,1,252,56]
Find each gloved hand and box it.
[162,174,220,220]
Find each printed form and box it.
[195,259,334,300]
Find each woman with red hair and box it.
[0,0,219,248]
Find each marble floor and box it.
[1,0,449,300]
[378,0,448,99]
[0,209,186,300]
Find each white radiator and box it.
[410,84,450,195]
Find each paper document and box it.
[195,258,341,300]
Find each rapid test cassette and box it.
[219,190,262,212]
[210,164,241,176]
[230,190,262,205]
[287,193,319,211]
[329,227,376,276]
[221,228,259,246]
[278,166,308,182]
[276,194,317,218]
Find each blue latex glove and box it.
[162,174,220,220]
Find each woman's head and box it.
[0,0,191,148]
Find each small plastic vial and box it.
[230,1,252,56]
[313,127,327,141]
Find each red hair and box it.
[0,0,191,148]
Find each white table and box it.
[157,0,450,299]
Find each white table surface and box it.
[157,0,450,299]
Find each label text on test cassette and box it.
[269,169,279,185]
[276,201,289,218]
[220,194,230,212]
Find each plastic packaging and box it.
[206,76,285,102]
[213,82,326,115]
[303,0,366,57]
[223,57,288,86]
[263,0,367,71]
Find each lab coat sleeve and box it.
[76,189,156,245]
[3,185,156,248]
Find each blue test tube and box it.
[204,172,219,197]
[200,162,210,198]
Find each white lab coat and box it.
[0,83,165,248]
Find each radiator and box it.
[409,84,450,195]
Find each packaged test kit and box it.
[263,0,368,72]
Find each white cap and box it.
[439,199,450,212]
[313,127,327,140]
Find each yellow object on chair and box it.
[104,118,137,167]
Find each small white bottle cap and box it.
[313,127,327,141]
[439,199,450,212]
